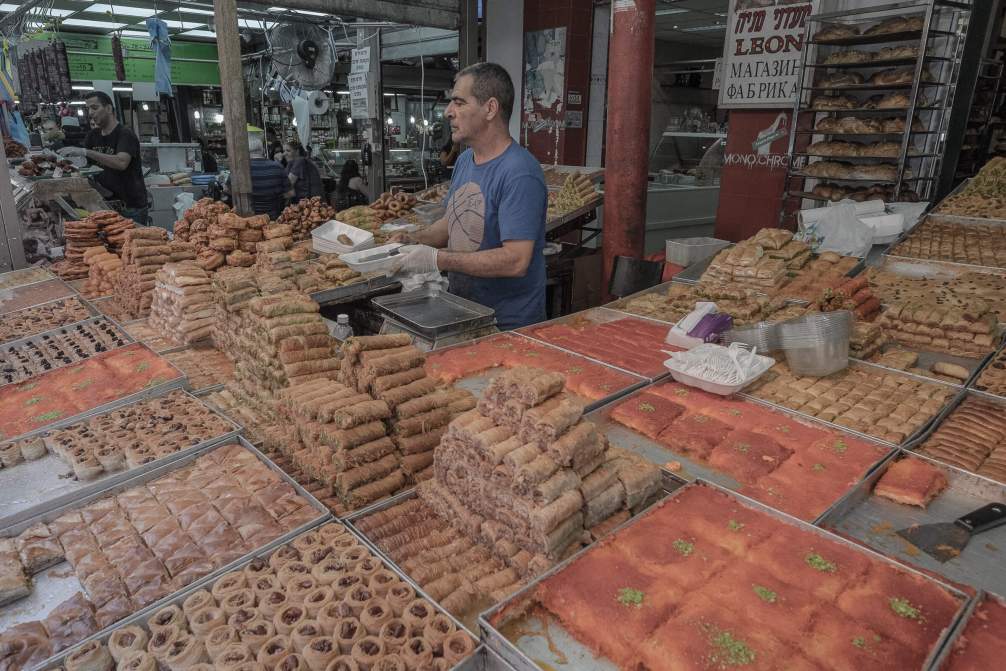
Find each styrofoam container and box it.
[860,212,905,244]
[311,219,374,254]
[664,354,775,395]
[339,243,404,273]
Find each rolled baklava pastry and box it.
[360,599,393,636]
[252,574,281,599]
[229,607,262,630]
[401,600,432,638]
[330,535,359,551]
[147,625,182,661]
[205,625,242,661]
[65,639,113,671]
[212,571,249,601]
[269,545,303,571]
[291,620,323,652]
[317,523,349,543]
[116,651,157,671]
[332,573,364,600]
[318,602,353,635]
[244,557,272,580]
[303,636,340,671]
[278,562,313,586]
[355,558,381,581]
[275,653,310,671]
[304,545,334,566]
[399,638,433,671]
[367,570,398,598]
[182,590,217,617]
[421,615,455,656]
[188,607,226,637]
[275,604,308,636]
[344,585,373,618]
[371,655,406,671]
[378,619,408,654]
[256,635,293,668]
[322,657,359,671]
[288,576,319,604]
[222,588,257,615]
[311,558,348,586]
[441,631,475,665]
[185,665,214,671]
[147,605,185,632]
[385,585,415,618]
[334,618,366,655]
[108,626,148,661]
[350,637,385,671]
[238,619,276,655]
[259,589,290,619]
[215,643,256,670]
[227,665,264,671]
[163,633,209,670]
[303,586,335,618]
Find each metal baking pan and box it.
[740,359,963,447]
[478,480,974,671]
[854,344,990,390]
[517,307,672,382]
[0,295,104,347]
[347,475,682,636]
[372,286,497,340]
[931,178,1006,227]
[0,389,242,530]
[670,250,722,284]
[35,518,487,671]
[118,318,180,354]
[929,591,1002,671]
[0,267,57,292]
[817,450,1006,597]
[310,274,401,306]
[424,331,650,413]
[1,437,331,659]
[0,279,76,315]
[585,382,894,523]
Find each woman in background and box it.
[284,139,323,203]
[334,159,369,210]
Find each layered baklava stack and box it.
[148,262,216,346]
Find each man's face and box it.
[42,121,57,134]
[445,74,490,145]
[284,145,296,162]
[86,98,112,127]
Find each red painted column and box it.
[602,0,655,298]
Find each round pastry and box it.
[318,602,354,635]
[814,23,860,41]
[260,589,290,619]
[317,524,348,543]
[257,635,294,667]
[291,620,323,653]
[304,586,335,618]
[817,72,864,88]
[94,445,124,471]
[108,626,149,661]
[278,561,312,586]
[205,625,242,661]
[222,588,257,615]
[275,604,308,636]
[291,531,322,552]
[288,576,319,604]
[182,590,216,616]
[303,637,340,671]
[116,652,157,671]
[422,614,456,655]
[227,665,265,671]
[401,599,432,637]
[238,620,276,655]
[350,637,385,671]
[311,559,348,586]
[212,571,248,601]
[355,558,381,581]
[303,545,334,566]
[147,626,181,661]
[228,606,262,629]
[378,619,408,655]
[399,638,433,670]
[371,656,405,671]
[330,535,359,551]
[345,585,373,618]
[147,605,183,632]
[189,607,226,637]
[215,643,256,670]
[332,573,363,600]
[334,618,366,655]
[244,557,272,580]
[338,547,368,569]
[163,633,210,670]
[323,657,360,671]
[253,575,281,599]
[276,653,310,671]
[367,570,398,598]
[441,631,475,666]
[360,599,394,636]
[384,585,415,618]
[65,640,114,671]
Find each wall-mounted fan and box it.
[268,22,335,90]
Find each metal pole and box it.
[363,27,386,196]
[0,129,27,271]
[458,0,479,68]
[214,0,253,215]
[601,0,655,299]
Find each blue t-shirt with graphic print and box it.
[443,142,547,330]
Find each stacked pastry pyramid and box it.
[81,246,121,297]
[424,367,662,563]
[111,229,197,319]
[210,267,258,355]
[148,261,216,346]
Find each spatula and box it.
[896,502,1006,563]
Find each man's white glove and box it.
[391,244,439,276]
[58,146,86,158]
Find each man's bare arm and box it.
[394,216,449,248]
[86,150,131,171]
[437,239,534,278]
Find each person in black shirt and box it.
[59,91,148,225]
[283,139,323,203]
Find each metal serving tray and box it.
[35,518,490,671]
[478,480,974,671]
[0,295,103,347]
[585,383,895,523]
[425,331,649,413]
[930,178,1006,227]
[739,359,963,447]
[671,250,722,284]
[0,389,242,529]
[517,307,672,382]
[0,279,76,315]
[0,267,57,292]
[346,474,684,636]
[310,274,400,306]
[818,450,1006,597]
[854,343,990,390]
[0,437,331,654]
[372,286,497,340]
[929,591,1002,671]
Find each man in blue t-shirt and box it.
[391,62,547,330]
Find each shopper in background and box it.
[196,137,218,173]
[267,128,285,165]
[334,159,369,210]
[41,119,65,151]
[440,138,461,168]
[284,139,324,203]
[235,133,287,219]
[391,62,547,329]
[59,91,148,225]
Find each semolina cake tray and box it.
[484,483,970,671]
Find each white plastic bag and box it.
[173,192,196,221]
[798,202,873,257]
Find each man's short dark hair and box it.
[84,91,114,107]
[458,62,515,123]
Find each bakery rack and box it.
[784,1,974,209]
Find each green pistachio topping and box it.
[709,631,756,667]
[617,588,644,607]
[805,553,837,573]
[672,539,694,557]
[889,597,921,620]
[727,519,745,532]
[639,402,656,413]
[752,586,776,603]
[852,637,866,649]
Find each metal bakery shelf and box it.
[584,383,896,524]
[0,389,242,530]
[345,473,684,637]
[817,449,1006,598]
[0,278,77,315]
[517,307,673,382]
[0,436,331,657]
[426,331,650,413]
[478,480,974,671]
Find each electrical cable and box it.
[419,48,428,190]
